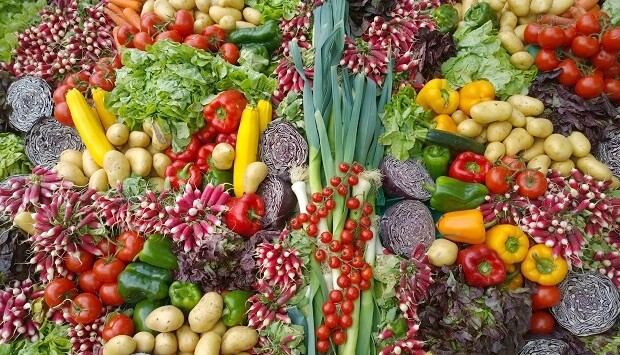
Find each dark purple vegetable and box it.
[551,272,620,336]
[0,226,31,284]
[0,71,13,133]
[594,129,620,177]
[411,28,457,86]
[380,155,434,201]
[6,76,53,133]
[258,120,308,180]
[24,116,84,168]
[518,339,569,355]
[380,200,434,258]
[256,174,296,230]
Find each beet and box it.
[380,200,435,258]
[256,174,296,230]
[380,155,434,201]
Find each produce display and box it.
[0,0,619,354]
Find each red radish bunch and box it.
[246,293,291,331]
[92,189,130,230]
[0,279,43,344]
[591,251,620,288]
[127,190,167,236]
[273,58,314,105]
[67,306,112,354]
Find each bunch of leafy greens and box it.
[419,267,532,355]
[603,0,620,26]
[373,254,409,348]
[259,321,307,355]
[106,40,276,152]
[441,21,537,100]
[244,0,299,21]
[0,133,32,180]
[378,85,432,161]
[0,0,46,63]
[0,321,70,355]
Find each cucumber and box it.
[424,129,486,155]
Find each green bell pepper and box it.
[222,290,253,327]
[432,4,460,34]
[138,234,178,270]
[423,145,451,180]
[133,298,166,334]
[464,2,499,29]
[229,20,282,54]
[117,262,173,304]
[203,168,233,187]
[424,176,489,212]
[169,281,203,315]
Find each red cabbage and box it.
[6,76,53,133]
[380,155,434,201]
[518,338,569,355]
[256,174,296,230]
[379,200,434,258]
[259,120,308,180]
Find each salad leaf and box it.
[259,321,307,355]
[0,321,70,355]
[244,0,299,21]
[0,133,32,180]
[238,44,270,73]
[603,0,620,26]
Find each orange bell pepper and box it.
[432,114,458,134]
[436,209,486,244]
[458,80,495,116]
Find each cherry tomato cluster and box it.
[485,156,547,199]
[525,13,620,102]
[529,285,562,335]
[289,162,375,352]
[119,10,240,65]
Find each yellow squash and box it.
[257,99,272,133]
[92,88,117,130]
[233,106,260,196]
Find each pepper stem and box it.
[422,183,436,194]
[505,237,521,254]
[477,261,493,275]
[177,163,193,180]
[532,253,555,275]
[466,161,481,173]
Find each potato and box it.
[196,0,211,12]
[576,155,613,181]
[142,0,155,16]
[526,118,554,138]
[454,3,464,20]
[527,155,551,173]
[125,148,153,177]
[498,31,524,54]
[503,127,534,156]
[169,0,195,10]
[473,128,488,145]
[470,101,513,124]
[146,144,162,155]
[210,320,227,336]
[149,177,165,193]
[507,95,544,117]
[220,326,259,355]
[487,121,513,142]
[507,0,530,16]
[567,131,591,158]
[152,153,172,178]
[55,161,88,186]
[212,143,235,170]
[89,169,109,191]
[551,160,575,177]
[485,142,506,163]
[103,335,136,355]
[517,14,537,25]
[194,332,221,355]
[209,6,242,22]
[195,10,211,21]
[500,11,518,28]
[451,110,468,125]
[195,18,212,33]
[154,0,176,21]
[176,325,199,352]
[189,292,223,333]
[106,124,129,147]
[457,119,483,137]
[236,21,256,29]
[83,149,102,178]
[146,122,172,151]
[219,15,237,31]
[60,149,83,171]
[242,7,261,25]
[544,134,573,161]
[154,332,177,355]
[218,0,243,9]
[427,239,459,267]
[548,0,575,15]
[521,138,545,161]
[486,0,507,11]
[499,25,514,33]
[13,211,36,235]
[530,0,552,13]
[510,51,534,70]
[103,150,131,186]
[133,332,155,353]
[514,24,527,42]
[146,306,185,333]
[507,108,526,128]
[128,131,151,148]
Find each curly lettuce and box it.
[0,133,32,180]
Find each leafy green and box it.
[603,0,620,26]
[441,21,537,100]
[238,44,270,73]
[378,85,432,161]
[0,133,32,180]
[105,41,276,152]
[258,321,307,355]
[0,0,46,63]
[0,321,70,355]
[244,0,299,21]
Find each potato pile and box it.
[54,122,173,192]
[102,293,258,355]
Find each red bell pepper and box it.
[203,90,247,134]
[165,135,201,162]
[225,193,265,237]
[449,152,492,183]
[216,133,237,148]
[195,125,218,144]
[196,143,216,173]
[457,244,506,287]
[165,161,203,190]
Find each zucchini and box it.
[424,129,486,155]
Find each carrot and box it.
[122,7,142,30]
[109,0,141,12]
[112,26,122,50]
[105,8,129,27]
[107,3,124,16]
[539,14,576,26]
[576,0,599,11]
[587,4,600,14]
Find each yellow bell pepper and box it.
[521,244,568,286]
[92,88,117,131]
[503,264,525,290]
[485,224,529,264]
[436,209,486,244]
[415,79,460,115]
[458,80,495,116]
[432,114,458,134]
[257,99,272,134]
[233,106,260,197]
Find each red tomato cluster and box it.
[485,156,547,199]
[526,13,620,102]
[529,285,562,334]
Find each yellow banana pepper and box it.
[415,79,460,115]
[432,114,458,134]
[503,264,525,290]
[521,244,568,286]
[233,106,260,197]
[92,88,117,131]
[458,80,495,116]
[257,99,272,133]
[485,224,529,264]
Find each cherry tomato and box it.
[501,156,525,171]
[289,217,301,230]
[359,278,371,291]
[340,230,353,244]
[99,282,125,306]
[556,59,581,86]
[351,256,364,269]
[96,239,117,257]
[345,286,360,300]
[200,26,227,51]
[351,162,364,174]
[184,34,209,50]
[78,270,103,294]
[65,71,90,91]
[316,340,330,352]
[337,275,351,288]
[328,256,340,269]
[93,258,126,283]
[346,197,360,210]
[324,313,339,328]
[219,43,240,64]
[576,13,602,35]
[132,32,154,51]
[340,246,354,261]
[94,56,121,73]
[341,299,354,314]
[140,12,163,36]
[535,49,560,71]
[349,271,361,284]
[532,285,562,310]
[604,79,620,102]
[601,28,620,52]
[361,267,373,280]
[155,30,182,43]
[524,23,541,45]
[116,231,144,262]
[171,10,194,38]
[69,293,103,324]
[338,162,350,173]
[44,278,78,307]
[485,166,512,194]
[54,102,74,126]
[347,175,359,186]
[538,27,566,49]
[340,314,353,329]
[570,35,600,57]
[102,313,134,342]
[605,64,620,79]
[321,232,333,244]
[117,25,138,47]
[329,240,342,252]
[337,185,348,196]
[65,249,95,273]
[332,330,347,345]
[316,325,331,341]
[329,290,344,303]
[89,70,115,91]
[362,203,373,215]
[325,198,336,210]
[530,310,555,334]
[590,49,618,71]
[575,74,605,99]
[53,85,71,104]
[563,26,577,47]
[322,301,336,315]
[313,249,326,262]
[516,170,548,199]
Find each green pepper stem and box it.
[505,237,521,254]
[422,183,436,194]
[477,261,492,275]
[532,253,555,275]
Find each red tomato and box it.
[44,278,78,307]
[316,340,330,352]
[140,12,163,36]
[538,27,566,49]
[102,313,134,342]
[171,10,194,38]
[99,282,125,306]
[69,293,103,324]
[601,28,620,52]
[316,325,331,341]
[332,330,347,345]
[575,74,605,99]
[94,56,121,73]
[155,30,182,43]
[556,59,581,86]
[184,34,209,50]
[530,310,555,334]
[605,64,620,79]
[485,166,512,194]
[65,71,90,91]
[524,23,541,46]
[54,102,74,126]
[53,85,72,104]
[501,156,525,171]
[516,170,547,199]
[576,13,602,35]
[532,285,562,310]
[117,25,138,47]
[133,32,154,51]
[200,26,227,51]
[563,26,577,47]
[93,258,126,283]
[96,239,117,257]
[590,49,618,71]
[603,79,620,102]
[324,313,339,328]
[570,35,600,57]
[535,49,560,71]
[341,299,355,315]
[65,249,95,273]
[116,231,144,262]
[89,71,115,91]
[219,43,240,64]
[78,270,103,294]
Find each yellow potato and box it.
[550,160,575,177]
[219,15,237,31]
[508,0,530,16]
[146,306,185,333]
[55,161,88,186]
[503,127,534,156]
[103,335,136,355]
[103,150,131,186]
[487,121,513,142]
[457,119,483,137]
[188,292,223,333]
[106,123,129,146]
[530,0,552,13]
[125,148,153,177]
[521,138,545,161]
[82,149,102,178]
[154,332,177,355]
[133,332,155,353]
[498,31,524,54]
[508,108,526,127]
[567,131,591,158]
[576,155,613,181]
[194,332,221,355]
[451,110,468,125]
[500,11,518,28]
[470,101,513,124]
[485,142,506,163]
[89,169,109,192]
[128,131,151,148]
[527,155,551,173]
[152,153,172,178]
[526,118,554,138]
[507,95,544,116]
[242,7,261,25]
[209,5,242,22]
[176,325,199,353]
[510,51,534,70]
[60,149,83,171]
[220,326,259,355]
[544,134,573,161]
